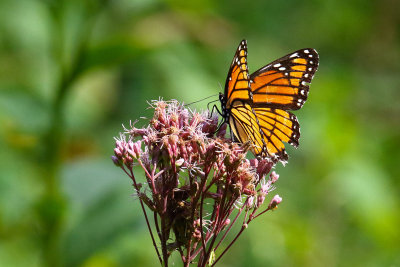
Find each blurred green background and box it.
[1,0,399,266]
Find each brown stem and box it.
[154,211,162,241]
[214,207,243,251]
[202,173,231,266]
[251,206,272,220]
[126,167,163,265]
[198,168,210,266]
[184,238,192,267]
[211,224,246,267]
[160,215,169,267]
[190,232,214,260]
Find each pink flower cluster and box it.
[112,100,282,267]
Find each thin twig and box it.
[128,167,163,265]
[211,225,245,267]
[214,207,243,251]
[202,172,231,265]
[198,168,210,266]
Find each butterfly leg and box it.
[207,101,221,118]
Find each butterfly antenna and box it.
[184,94,219,107]
[218,82,223,91]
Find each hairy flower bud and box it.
[202,114,218,136]
[246,196,255,208]
[217,123,227,138]
[114,147,123,158]
[111,155,122,166]
[269,171,279,183]
[257,159,273,178]
[175,158,184,167]
[268,195,282,210]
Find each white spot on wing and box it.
[304,49,309,54]
[279,67,286,71]
[273,63,281,67]
[290,53,298,58]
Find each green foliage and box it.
[0,0,399,266]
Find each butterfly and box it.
[218,40,319,163]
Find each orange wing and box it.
[253,107,300,161]
[229,102,300,162]
[229,101,265,155]
[223,40,252,108]
[221,41,318,163]
[250,49,319,110]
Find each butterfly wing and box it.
[250,48,319,110]
[222,41,317,162]
[252,107,300,161]
[229,103,300,162]
[223,40,252,108]
[222,40,269,157]
[229,101,265,155]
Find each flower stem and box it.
[127,168,163,265]
[160,215,169,267]
[214,207,243,251]
[211,225,245,267]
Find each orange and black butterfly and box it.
[218,40,319,163]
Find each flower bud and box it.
[124,155,134,166]
[246,196,254,208]
[217,123,227,138]
[249,158,258,168]
[170,112,179,127]
[257,183,269,207]
[190,113,202,127]
[269,171,279,183]
[114,147,123,158]
[202,115,218,136]
[257,159,273,178]
[111,155,122,166]
[224,218,231,226]
[179,109,189,128]
[133,141,142,157]
[268,195,282,210]
[175,158,184,167]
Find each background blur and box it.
[1,0,399,266]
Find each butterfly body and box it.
[220,40,319,163]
